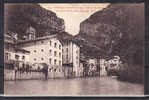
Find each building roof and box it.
[17,34,59,44]
[4,33,15,44]
[15,48,30,53]
[62,39,81,47]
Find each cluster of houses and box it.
[4,26,122,79]
[4,26,84,78]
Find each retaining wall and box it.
[4,69,65,81]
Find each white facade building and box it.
[99,59,107,76]
[17,35,63,69]
[4,33,30,69]
[87,59,98,72]
[62,41,80,77]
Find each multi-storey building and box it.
[99,59,107,76]
[87,58,100,76]
[4,33,30,69]
[62,40,81,77]
[88,59,97,71]
[17,35,63,71]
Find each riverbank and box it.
[4,69,65,81]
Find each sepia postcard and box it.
[4,3,144,96]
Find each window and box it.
[41,58,44,60]
[15,55,19,60]
[66,48,68,52]
[76,56,78,59]
[49,50,52,55]
[22,56,25,60]
[59,52,61,57]
[34,50,36,52]
[49,69,52,72]
[34,41,36,45]
[54,59,57,65]
[54,43,57,48]
[34,58,36,61]
[50,41,52,46]
[59,45,61,50]
[59,61,61,65]
[66,42,69,45]
[54,51,57,57]
[23,51,25,54]
[66,60,69,63]
[66,55,68,59]
[41,41,44,43]
[41,49,44,52]
[49,58,52,64]
[5,53,9,61]
[76,50,78,54]
[62,55,64,59]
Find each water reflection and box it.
[4,77,144,96]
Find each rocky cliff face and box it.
[76,3,144,64]
[5,3,65,39]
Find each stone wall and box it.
[4,69,15,81]
[48,72,65,79]
[4,69,65,81]
[16,71,45,80]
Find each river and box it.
[4,77,144,96]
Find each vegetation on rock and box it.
[76,3,144,83]
[5,4,65,39]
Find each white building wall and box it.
[62,42,72,64]
[78,62,84,76]
[88,59,98,71]
[21,38,62,66]
[72,43,80,76]
[17,52,30,63]
[4,51,29,63]
[88,59,97,65]
[100,59,107,76]
[62,42,80,77]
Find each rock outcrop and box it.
[5,3,65,39]
[76,3,144,64]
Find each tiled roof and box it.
[17,34,57,44]
[15,48,30,53]
[4,34,15,44]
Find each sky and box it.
[40,3,109,35]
